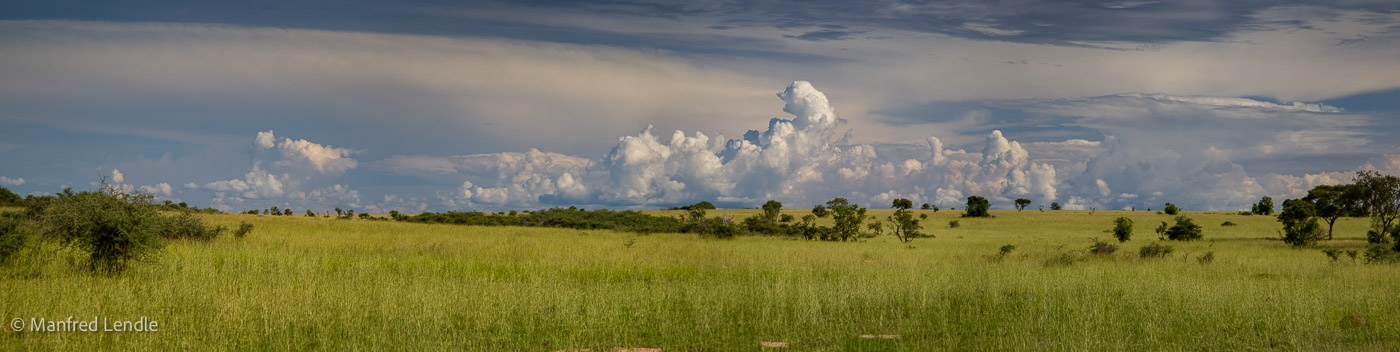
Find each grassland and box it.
[2,208,1397,351]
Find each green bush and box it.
[1112,217,1133,242]
[949,220,961,228]
[1362,245,1396,264]
[1139,243,1174,258]
[0,214,28,263]
[963,196,990,217]
[233,221,254,239]
[1164,203,1179,215]
[36,186,166,274]
[160,211,222,242]
[1089,239,1119,255]
[1165,216,1203,241]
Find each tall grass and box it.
[2,210,1396,350]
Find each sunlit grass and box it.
[2,210,1396,350]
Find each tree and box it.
[1303,184,1363,240]
[1155,221,1168,239]
[283,208,293,216]
[270,206,280,216]
[761,200,783,222]
[825,198,867,241]
[0,186,20,206]
[1014,198,1031,211]
[888,198,923,243]
[1277,198,1322,247]
[1165,216,1202,241]
[1050,201,1062,210]
[1355,170,1400,244]
[1112,217,1133,242]
[1253,196,1274,215]
[921,203,932,210]
[964,196,991,217]
[811,205,829,218]
[335,207,343,216]
[35,183,167,274]
[306,209,316,217]
[1164,203,1179,215]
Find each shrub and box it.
[160,211,222,241]
[1050,201,1062,210]
[1197,251,1215,264]
[1165,216,1203,241]
[999,244,1016,258]
[1221,221,1237,226]
[1277,198,1323,247]
[1139,243,1174,258]
[949,220,960,228]
[1362,245,1396,264]
[1112,217,1133,242]
[1237,211,1252,216]
[1164,203,1179,215]
[36,185,167,274]
[1322,248,1342,262]
[963,196,990,217]
[1089,239,1118,255]
[0,214,28,263]
[233,221,254,239]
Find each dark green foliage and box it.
[1355,170,1400,243]
[1112,217,1133,242]
[949,220,960,228]
[1303,184,1364,240]
[963,196,990,217]
[921,203,931,210]
[0,186,21,206]
[1155,221,1169,239]
[1362,244,1396,264]
[1163,203,1179,215]
[1139,243,1174,258]
[402,207,690,234]
[1221,221,1237,226]
[761,200,783,222]
[1252,196,1274,215]
[1014,198,1031,211]
[1050,201,1062,210]
[233,222,254,238]
[779,214,794,223]
[358,213,371,220]
[888,198,923,243]
[998,244,1016,258]
[246,210,259,215]
[1197,251,1215,264]
[36,185,167,274]
[1322,248,1342,262]
[389,210,405,221]
[160,211,222,241]
[0,213,28,263]
[670,201,716,211]
[334,207,343,216]
[1089,239,1118,255]
[1277,198,1322,247]
[811,205,829,218]
[825,198,867,241]
[306,209,316,217]
[741,213,788,235]
[284,208,293,216]
[1165,216,1203,241]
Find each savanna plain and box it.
[3,208,1397,351]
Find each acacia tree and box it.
[888,198,923,243]
[825,198,867,241]
[761,200,783,222]
[1014,198,1031,211]
[964,196,991,217]
[1050,202,1062,210]
[1355,170,1400,244]
[1112,217,1133,242]
[1303,184,1363,240]
[1252,196,1275,215]
[1277,198,1322,247]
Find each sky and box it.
[2,0,1400,213]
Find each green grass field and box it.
[3,209,1397,351]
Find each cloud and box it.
[0,176,23,186]
[439,81,1058,210]
[111,169,124,183]
[204,165,285,199]
[138,182,173,197]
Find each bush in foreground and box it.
[36,185,168,274]
[1140,243,1174,258]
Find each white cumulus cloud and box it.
[0,176,23,186]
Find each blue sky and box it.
[2,0,1399,213]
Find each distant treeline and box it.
[401,207,690,234]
